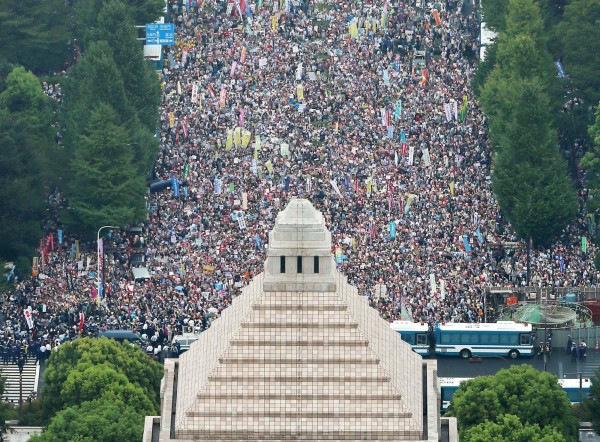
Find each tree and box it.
[586,366,600,434]
[581,103,600,213]
[0,67,57,261]
[74,0,164,49]
[30,399,145,442]
[63,103,147,234]
[0,0,72,73]
[447,365,578,441]
[555,0,600,106]
[41,337,162,420]
[463,414,567,442]
[482,76,577,245]
[0,376,17,437]
[480,0,509,32]
[92,0,161,132]
[59,363,156,416]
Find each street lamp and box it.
[97,225,116,305]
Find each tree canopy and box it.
[447,365,578,441]
[585,367,600,434]
[63,103,147,234]
[0,67,57,261]
[31,399,146,442]
[41,337,162,420]
[555,0,600,106]
[463,413,567,442]
[0,0,72,74]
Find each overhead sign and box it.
[146,23,175,45]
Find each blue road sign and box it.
[145,23,175,45]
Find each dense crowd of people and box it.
[1,0,598,355]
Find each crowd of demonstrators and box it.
[1,0,598,354]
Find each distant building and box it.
[144,199,457,441]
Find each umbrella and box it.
[175,286,184,291]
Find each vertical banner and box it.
[296,83,304,100]
[582,236,588,253]
[430,274,437,295]
[389,221,396,239]
[440,279,446,300]
[463,235,471,253]
[75,240,80,260]
[219,87,227,108]
[241,46,247,63]
[191,83,198,103]
[422,148,431,167]
[408,145,415,165]
[330,180,343,198]
[24,308,34,330]
[449,181,455,197]
[242,192,248,210]
[32,257,39,277]
[452,100,458,120]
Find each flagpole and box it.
[97,226,116,306]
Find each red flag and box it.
[240,0,247,14]
[78,310,85,332]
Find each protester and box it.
[1,0,597,352]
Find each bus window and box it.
[489,334,499,344]
[402,334,414,344]
[416,334,427,345]
[480,334,489,344]
[520,334,531,345]
[499,334,509,344]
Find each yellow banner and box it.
[449,181,455,197]
[233,127,241,146]
[242,130,251,147]
[296,83,304,101]
[169,112,175,128]
[226,129,233,149]
[271,14,278,32]
[265,160,274,174]
[75,240,80,260]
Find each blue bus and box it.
[440,377,591,411]
[391,320,534,359]
[434,321,534,359]
[390,321,431,355]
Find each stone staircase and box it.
[0,360,40,405]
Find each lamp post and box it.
[97,225,115,305]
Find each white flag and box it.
[422,148,431,167]
[408,145,415,165]
[330,180,343,198]
[430,274,437,296]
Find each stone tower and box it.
[146,199,441,441]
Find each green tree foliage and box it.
[480,0,509,32]
[555,0,600,106]
[581,104,600,213]
[478,0,577,246]
[91,1,162,133]
[472,42,497,97]
[0,376,17,437]
[61,41,134,146]
[59,363,156,416]
[74,0,164,49]
[62,104,147,235]
[586,364,600,433]
[0,0,71,74]
[30,399,145,442]
[0,67,56,260]
[447,365,578,441]
[463,414,567,442]
[41,337,162,420]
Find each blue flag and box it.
[390,222,396,239]
[172,179,180,197]
[58,229,63,244]
[463,235,471,253]
[400,130,406,143]
[254,235,262,251]
[476,228,484,245]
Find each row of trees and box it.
[476,0,578,247]
[0,0,163,271]
[27,338,163,441]
[447,365,579,441]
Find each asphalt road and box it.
[435,347,600,380]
